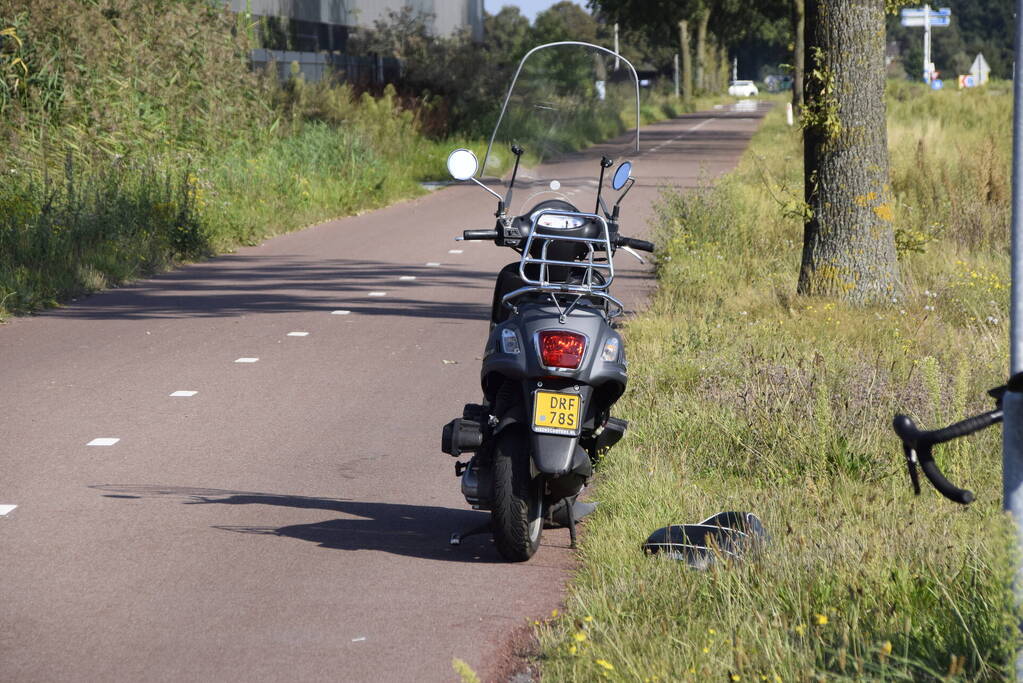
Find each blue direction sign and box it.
[901,15,951,27]
[901,7,951,16]
[901,6,951,26]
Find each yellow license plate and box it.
[533,391,582,434]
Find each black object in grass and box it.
[642,511,767,570]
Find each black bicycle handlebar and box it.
[890,372,1021,505]
[462,229,500,241]
[616,236,655,253]
[892,411,1003,505]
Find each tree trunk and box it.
[798,0,900,304]
[694,8,710,92]
[678,20,692,104]
[791,0,805,113]
[719,44,729,92]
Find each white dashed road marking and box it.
[399,276,416,281]
[352,637,367,643]
[0,505,17,516]
[170,391,198,397]
[235,357,259,363]
[87,438,120,446]
[448,249,463,254]
[368,292,387,297]
[331,310,351,315]
[425,262,441,266]
[287,332,309,337]
[650,118,715,153]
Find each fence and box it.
[250,49,403,86]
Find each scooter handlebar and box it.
[462,229,500,241]
[616,236,655,252]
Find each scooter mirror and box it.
[446,148,479,181]
[611,161,632,190]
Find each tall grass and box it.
[534,88,1016,680]
[0,1,471,317]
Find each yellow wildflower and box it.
[795,624,806,636]
[815,614,828,626]
[574,632,587,643]
[595,659,614,671]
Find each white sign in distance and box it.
[970,53,990,85]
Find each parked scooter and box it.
[439,42,654,561]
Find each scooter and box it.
[439,42,654,561]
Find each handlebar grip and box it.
[928,410,1002,443]
[463,229,499,240]
[617,236,655,252]
[893,413,981,505]
[920,460,975,504]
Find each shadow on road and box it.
[90,484,507,563]
[49,258,495,322]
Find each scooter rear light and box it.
[538,331,586,369]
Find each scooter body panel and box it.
[482,302,627,475]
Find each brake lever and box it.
[902,444,921,495]
[620,246,646,264]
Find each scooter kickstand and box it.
[566,500,578,549]
[450,520,491,546]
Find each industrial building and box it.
[225,1,485,52]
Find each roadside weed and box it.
[537,91,1016,680]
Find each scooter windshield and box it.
[480,42,640,216]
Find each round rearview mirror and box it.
[446,148,479,181]
[612,161,633,191]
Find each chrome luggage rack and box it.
[501,209,625,322]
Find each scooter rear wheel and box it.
[491,428,543,561]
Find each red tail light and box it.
[538,331,586,369]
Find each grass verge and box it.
[534,87,1017,680]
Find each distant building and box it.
[226,1,484,52]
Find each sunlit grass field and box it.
[534,85,1017,680]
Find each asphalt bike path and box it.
[0,102,769,682]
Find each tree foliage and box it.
[589,0,791,81]
[350,3,608,137]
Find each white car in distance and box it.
[728,80,758,97]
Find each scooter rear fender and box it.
[493,382,594,475]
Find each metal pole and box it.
[923,3,932,83]
[674,53,680,98]
[1006,0,1023,677]
[732,57,737,81]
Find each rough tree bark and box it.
[791,0,804,113]
[678,20,692,104]
[694,8,710,91]
[798,0,900,303]
[718,44,729,93]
